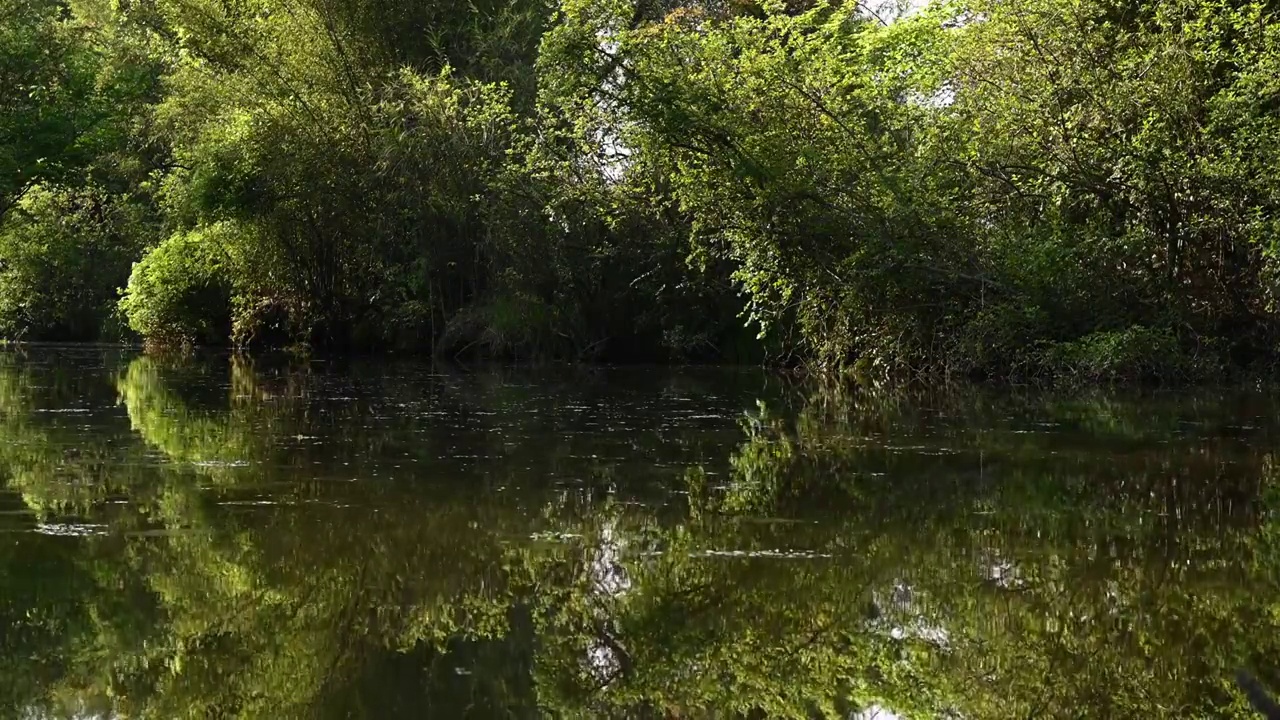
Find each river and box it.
[1,347,1277,718]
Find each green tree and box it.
[0,0,168,340]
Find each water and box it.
[1,348,1278,719]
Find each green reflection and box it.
[0,351,1278,718]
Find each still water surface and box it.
[2,348,1279,718]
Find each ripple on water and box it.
[694,548,834,560]
[35,523,107,537]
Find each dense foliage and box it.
[4,0,1280,378]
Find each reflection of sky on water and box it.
[852,704,905,719]
[23,710,116,720]
[588,517,632,684]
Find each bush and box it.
[119,224,238,347]
[1040,327,1195,383]
[436,294,566,360]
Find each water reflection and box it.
[0,348,1277,718]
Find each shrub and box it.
[1040,327,1194,383]
[120,224,239,347]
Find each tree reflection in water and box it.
[0,348,1277,717]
